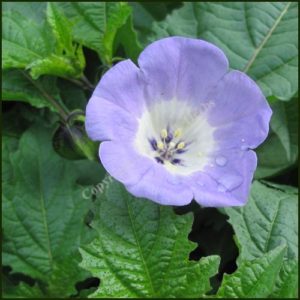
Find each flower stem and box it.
[81,75,95,90]
[66,76,95,91]
[21,71,69,122]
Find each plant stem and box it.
[81,75,95,90]
[66,76,95,91]
[21,71,69,122]
[66,78,89,90]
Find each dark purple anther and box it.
[165,132,173,143]
[155,157,164,164]
[176,149,186,154]
[149,138,158,150]
[171,158,181,165]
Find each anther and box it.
[172,158,181,165]
[149,139,158,151]
[155,157,164,164]
[157,141,164,150]
[161,129,168,139]
[165,133,173,143]
[174,129,182,138]
[177,142,185,150]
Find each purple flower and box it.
[85,37,272,207]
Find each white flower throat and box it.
[135,99,216,175]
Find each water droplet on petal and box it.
[241,138,245,142]
[218,174,243,191]
[215,155,227,166]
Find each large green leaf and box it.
[28,52,84,80]
[58,2,132,64]
[149,2,298,100]
[255,98,298,178]
[2,4,85,79]
[224,181,297,261]
[80,179,220,297]
[47,2,73,55]
[57,79,87,111]
[223,181,298,298]
[270,259,298,298]
[2,69,60,112]
[2,124,97,297]
[3,280,44,299]
[2,2,47,23]
[2,10,54,69]
[217,245,286,298]
[113,15,142,62]
[2,136,19,184]
[130,2,182,46]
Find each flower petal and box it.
[189,150,257,207]
[93,59,146,117]
[138,36,229,104]
[85,96,138,141]
[99,141,153,186]
[126,164,193,206]
[208,71,272,150]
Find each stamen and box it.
[151,128,188,166]
[155,157,164,164]
[165,133,173,143]
[174,129,182,138]
[171,158,181,165]
[157,141,164,150]
[177,142,185,150]
[149,139,158,151]
[176,149,186,154]
[161,129,168,139]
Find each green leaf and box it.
[28,52,84,80]
[2,69,60,112]
[47,2,73,55]
[2,5,85,80]
[2,124,96,297]
[113,15,142,62]
[2,10,55,69]
[73,160,106,187]
[130,2,181,46]
[57,79,87,111]
[255,98,298,178]
[217,245,286,298]
[79,179,220,297]
[149,2,298,100]
[223,181,298,298]
[224,181,298,261]
[3,281,44,298]
[2,135,19,184]
[58,2,131,64]
[2,2,47,24]
[270,260,298,298]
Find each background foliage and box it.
[2,2,298,298]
